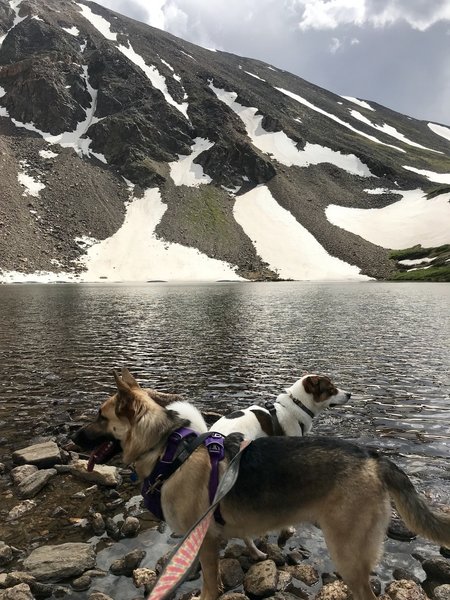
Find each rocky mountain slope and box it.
[1,0,450,282]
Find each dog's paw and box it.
[277,526,296,546]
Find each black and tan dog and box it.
[73,370,450,600]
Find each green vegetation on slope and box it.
[389,244,450,282]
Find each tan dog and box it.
[73,370,450,600]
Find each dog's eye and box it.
[98,410,107,421]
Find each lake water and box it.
[0,281,449,597]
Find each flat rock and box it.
[7,500,36,521]
[17,468,56,499]
[243,559,278,597]
[12,442,61,468]
[69,460,122,487]
[0,583,34,599]
[23,542,96,581]
[89,593,114,600]
[10,465,38,485]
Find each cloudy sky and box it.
[95,0,450,125]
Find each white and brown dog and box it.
[210,374,351,557]
[210,374,351,439]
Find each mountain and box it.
[1,0,450,282]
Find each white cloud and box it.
[297,0,450,31]
[329,36,342,53]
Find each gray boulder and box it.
[12,442,61,468]
[10,465,38,485]
[17,468,56,499]
[23,542,95,581]
[0,542,13,567]
[243,560,278,597]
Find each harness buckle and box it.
[145,474,164,495]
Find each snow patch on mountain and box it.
[244,71,266,82]
[350,110,441,153]
[0,86,6,98]
[428,122,450,142]
[169,138,214,186]
[39,149,58,159]
[17,161,45,197]
[402,166,450,184]
[210,83,371,176]
[0,0,26,48]
[62,25,79,36]
[78,188,242,282]
[76,3,117,40]
[341,96,375,111]
[276,87,405,153]
[0,65,101,160]
[326,189,450,248]
[118,42,189,118]
[234,185,369,281]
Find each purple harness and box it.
[142,428,225,525]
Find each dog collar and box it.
[288,393,315,420]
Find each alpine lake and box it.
[0,281,449,599]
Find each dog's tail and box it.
[379,456,450,546]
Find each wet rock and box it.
[220,558,245,590]
[10,465,39,485]
[224,544,247,560]
[0,463,5,474]
[422,558,450,583]
[17,468,57,499]
[276,570,293,592]
[273,593,308,600]
[89,593,114,600]
[433,584,450,600]
[371,577,382,596]
[283,565,319,586]
[12,441,62,468]
[0,583,34,599]
[69,460,122,487]
[258,542,286,566]
[71,574,91,591]
[387,511,417,542]
[120,516,140,537]
[243,559,278,597]
[0,542,13,566]
[287,551,308,565]
[89,512,106,536]
[315,580,351,600]
[393,569,421,584]
[218,594,249,600]
[23,542,96,581]
[7,499,37,521]
[132,568,157,589]
[110,549,146,576]
[384,580,428,600]
[105,517,121,540]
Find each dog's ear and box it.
[113,371,137,421]
[120,368,140,389]
[303,375,319,395]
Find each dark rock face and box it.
[0,0,449,281]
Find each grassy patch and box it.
[389,244,450,281]
[390,265,450,282]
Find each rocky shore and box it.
[1,437,450,600]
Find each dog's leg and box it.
[319,498,389,600]
[245,537,267,560]
[198,533,221,600]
